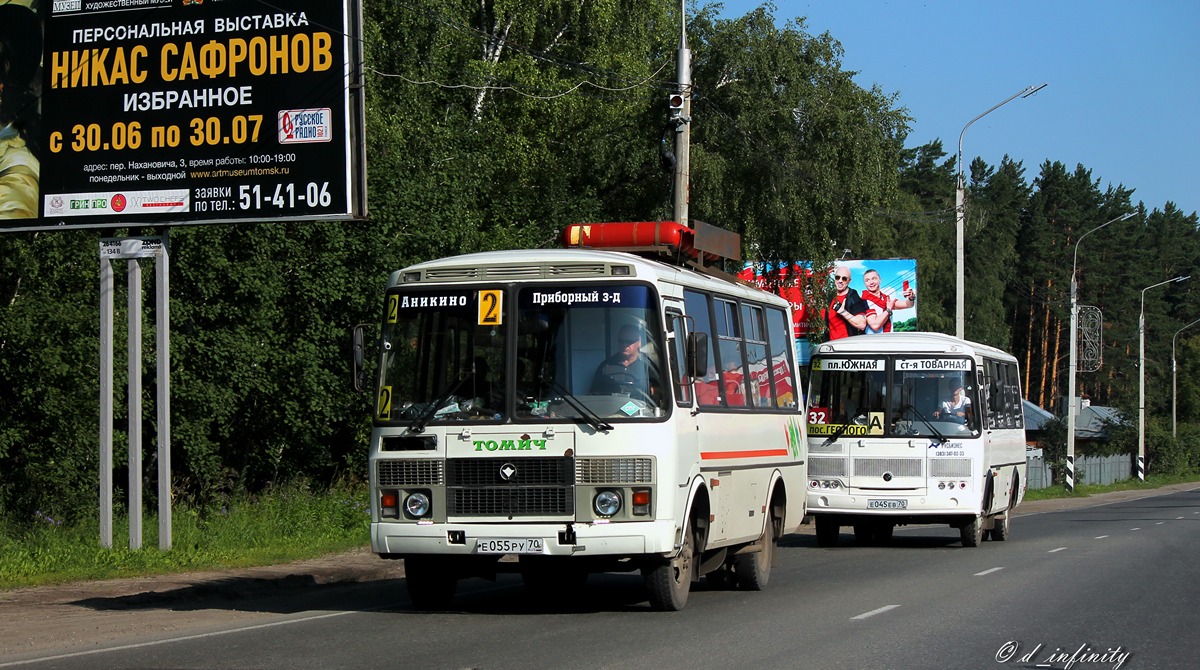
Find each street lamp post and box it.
[955,83,1047,339]
[1066,212,1134,491]
[1172,317,1200,437]
[1139,275,1191,480]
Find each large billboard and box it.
[740,258,918,366]
[0,0,365,232]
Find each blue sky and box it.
[709,0,1200,217]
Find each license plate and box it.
[475,538,545,554]
[867,499,907,509]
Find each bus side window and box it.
[685,290,721,407]
[714,298,746,407]
[765,306,798,408]
[1005,362,1022,428]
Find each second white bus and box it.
[804,332,1026,547]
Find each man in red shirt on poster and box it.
[861,268,916,333]
[826,266,869,340]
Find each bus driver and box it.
[592,324,655,400]
[933,385,971,424]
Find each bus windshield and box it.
[376,283,668,426]
[378,288,507,423]
[514,284,667,421]
[807,357,981,438]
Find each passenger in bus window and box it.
[591,324,656,401]
[933,386,972,424]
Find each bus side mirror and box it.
[688,332,709,378]
[352,324,371,393]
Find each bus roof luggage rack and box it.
[562,220,741,279]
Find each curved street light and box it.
[955,83,1047,339]
[1172,317,1200,437]
[1065,212,1134,491]
[1139,275,1191,480]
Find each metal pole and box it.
[1066,275,1077,491]
[156,235,172,550]
[954,83,1046,339]
[955,182,964,339]
[99,257,114,549]
[1171,317,1200,439]
[1140,276,1190,480]
[671,0,691,227]
[128,259,143,549]
[1138,306,1146,481]
[1066,213,1132,491]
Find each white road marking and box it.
[851,604,901,620]
[1048,547,1067,553]
[974,567,1005,576]
[1095,535,1109,539]
[1156,522,1164,525]
[1131,527,1141,531]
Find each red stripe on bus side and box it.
[700,449,791,460]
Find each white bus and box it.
[354,222,807,610]
[804,332,1026,547]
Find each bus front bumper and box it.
[371,519,681,557]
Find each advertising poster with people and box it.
[825,259,917,341]
[740,258,918,366]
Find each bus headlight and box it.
[404,492,431,518]
[594,490,622,517]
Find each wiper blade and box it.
[540,374,613,433]
[820,422,851,448]
[408,376,470,434]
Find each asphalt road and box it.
[3,484,1197,669]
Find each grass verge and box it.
[0,483,370,590]
[1023,472,1200,501]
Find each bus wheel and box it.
[991,479,1017,542]
[735,514,777,591]
[991,513,1010,541]
[815,517,839,547]
[404,556,457,610]
[960,515,984,547]
[645,522,695,611]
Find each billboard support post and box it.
[99,235,171,550]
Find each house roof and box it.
[1021,399,1124,439]
[1076,404,1124,440]
[1022,399,1056,432]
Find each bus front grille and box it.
[576,457,653,484]
[930,458,973,478]
[853,457,923,477]
[447,456,574,516]
[449,488,573,516]
[377,459,444,486]
[809,457,847,477]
